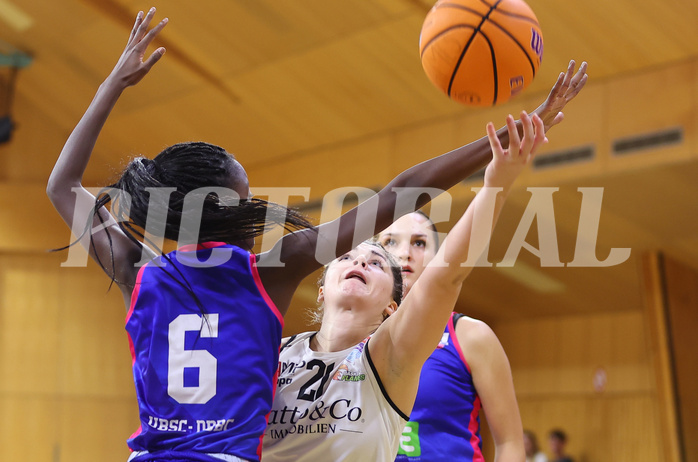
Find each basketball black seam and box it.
[447,0,502,98]
[420,25,478,60]
[476,0,497,8]
[420,2,486,58]
[485,18,537,77]
[477,29,498,105]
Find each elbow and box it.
[428,272,465,297]
[46,178,58,201]
[451,269,474,287]
[46,176,62,202]
[46,175,78,204]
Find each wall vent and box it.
[613,127,683,155]
[533,145,595,170]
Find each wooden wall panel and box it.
[642,252,683,462]
[0,396,59,462]
[0,183,71,253]
[692,60,698,159]
[56,265,136,397]
[514,395,662,462]
[57,397,136,462]
[0,252,138,461]
[663,256,698,462]
[490,310,661,462]
[0,255,62,395]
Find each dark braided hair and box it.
[59,142,315,310]
[105,142,313,246]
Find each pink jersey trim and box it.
[469,395,484,462]
[448,312,472,374]
[128,423,143,445]
[451,312,483,460]
[258,362,281,460]
[249,254,284,327]
[127,332,137,367]
[177,241,228,253]
[126,262,148,443]
[127,263,148,323]
[126,264,149,366]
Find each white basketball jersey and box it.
[262,332,408,462]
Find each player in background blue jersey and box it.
[379,210,523,462]
[46,7,585,462]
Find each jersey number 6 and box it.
[168,313,219,404]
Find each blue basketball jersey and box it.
[125,242,283,462]
[395,312,483,462]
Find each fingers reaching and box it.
[518,111,535,158]
[506,114,520,156]
[483,111,548,190]
[568,61,588,98]
[140,11,168,70]
[126,8,168,52]
[141,15,169,52]
[556,61,574,95]
[530,114,548,158]
[534,59,588,132]
[128,11,143,45]
[494,112,546,163]
[134,8,157,45]
[110,8,168,87]
[486,121,504,157]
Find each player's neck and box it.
[313,311,379,352]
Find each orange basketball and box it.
[419,0,543,106]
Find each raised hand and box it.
[534,60,588,131]
[47,7,171,290]
[108,7,168,88]
[484,111,546,190]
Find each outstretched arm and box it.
[46,8,167,293]
[259,61,588,312]
[370,112,546,413]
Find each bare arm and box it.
[259,61,588,313]
[370,112,546,412]
[46,9,167,296]
[458,318,525,462]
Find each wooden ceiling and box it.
[6,0,698,172]
[2,0,698,332]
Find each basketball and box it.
[419,0,543,106]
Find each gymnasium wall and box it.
[0,253,136,461]
[488,309,663,462]
[659,256,698,462]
